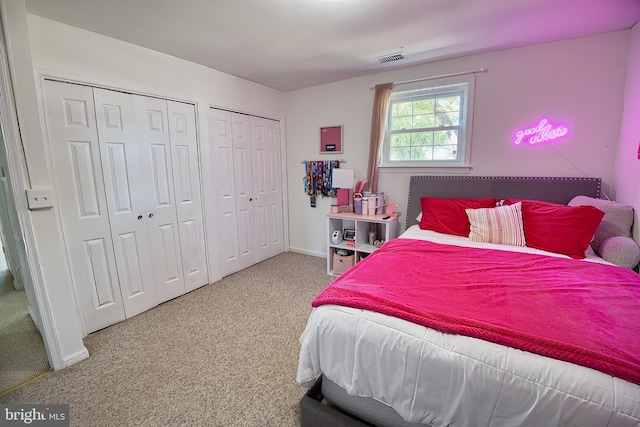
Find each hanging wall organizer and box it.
[303,160,341,207]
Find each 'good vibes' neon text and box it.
[515,119,568,145]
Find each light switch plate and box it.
[26,188,54,209]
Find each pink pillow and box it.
[504,199,605,259]
[466,202,526,246]
[419,197,500,237]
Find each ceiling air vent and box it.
[375,49,405,64]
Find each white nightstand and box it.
[326,213,399,276]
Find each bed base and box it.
[299,376,373,427]
[300,376,425,427]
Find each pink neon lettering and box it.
[515,119,568,145]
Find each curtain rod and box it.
[301,160,346,164]
[369,68,488,90]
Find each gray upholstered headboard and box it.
[406,176,602,229]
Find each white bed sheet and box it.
[297,227,640,427]
[399,225,614,265]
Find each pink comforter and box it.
[313,238,640,385]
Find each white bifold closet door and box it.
[208,109,284,276]
[166,101,208,292]
[44,81,126,333]
[93,88,158,322]
[250,115,285,262]
[43,80,207,334]
[131,94,187,302]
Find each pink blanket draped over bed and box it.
[313,238,640,385]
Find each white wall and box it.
[26,14,284,119]
[1,10,286,368]
[614,21,640,243]
[285,31,630,257]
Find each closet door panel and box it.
[231,113,257,269]
[250,117,284,261]
[167,101,208,291]
[149,144,172,205]
[256,204,269,250]
[94,88,158,318]
[207,108,240,276]
[116,232,146,296]
[159,223,181,280]
[134,95,186,302]
[84,238,118,307]
[43,80,125,333]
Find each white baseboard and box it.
[289,247,326,259]
[62,347,90,369]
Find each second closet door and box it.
[249,116,284,262]
[209,108,284,276]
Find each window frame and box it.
[380,75,475,169]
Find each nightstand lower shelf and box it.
[327,213,398,276]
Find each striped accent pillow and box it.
[466,202,526,246]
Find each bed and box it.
[297,176,640,427]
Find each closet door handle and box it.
[148,213,154,218]
[137,215,143,220]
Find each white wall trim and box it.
[0,16,64,369]
[62,348,89,368]
[289,247,326,258]
[208,102,283,123]
[27,305,40,332]
[37,68,204,108]
[280,117,290,252]
[32,69,86,337]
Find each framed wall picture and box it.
[320,125,343,154]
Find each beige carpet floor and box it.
[0,263,51,393]
[0,251,332,427]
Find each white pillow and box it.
[466,202,526,246]
[598,236,640,269]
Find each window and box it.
[381,77,474,168]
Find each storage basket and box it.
[333,251,355,275]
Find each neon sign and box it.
[515,119,569,145]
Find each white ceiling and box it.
[25,0,640,92]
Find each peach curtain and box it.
[366,83,394,193]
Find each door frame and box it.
[0,26,63,369]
